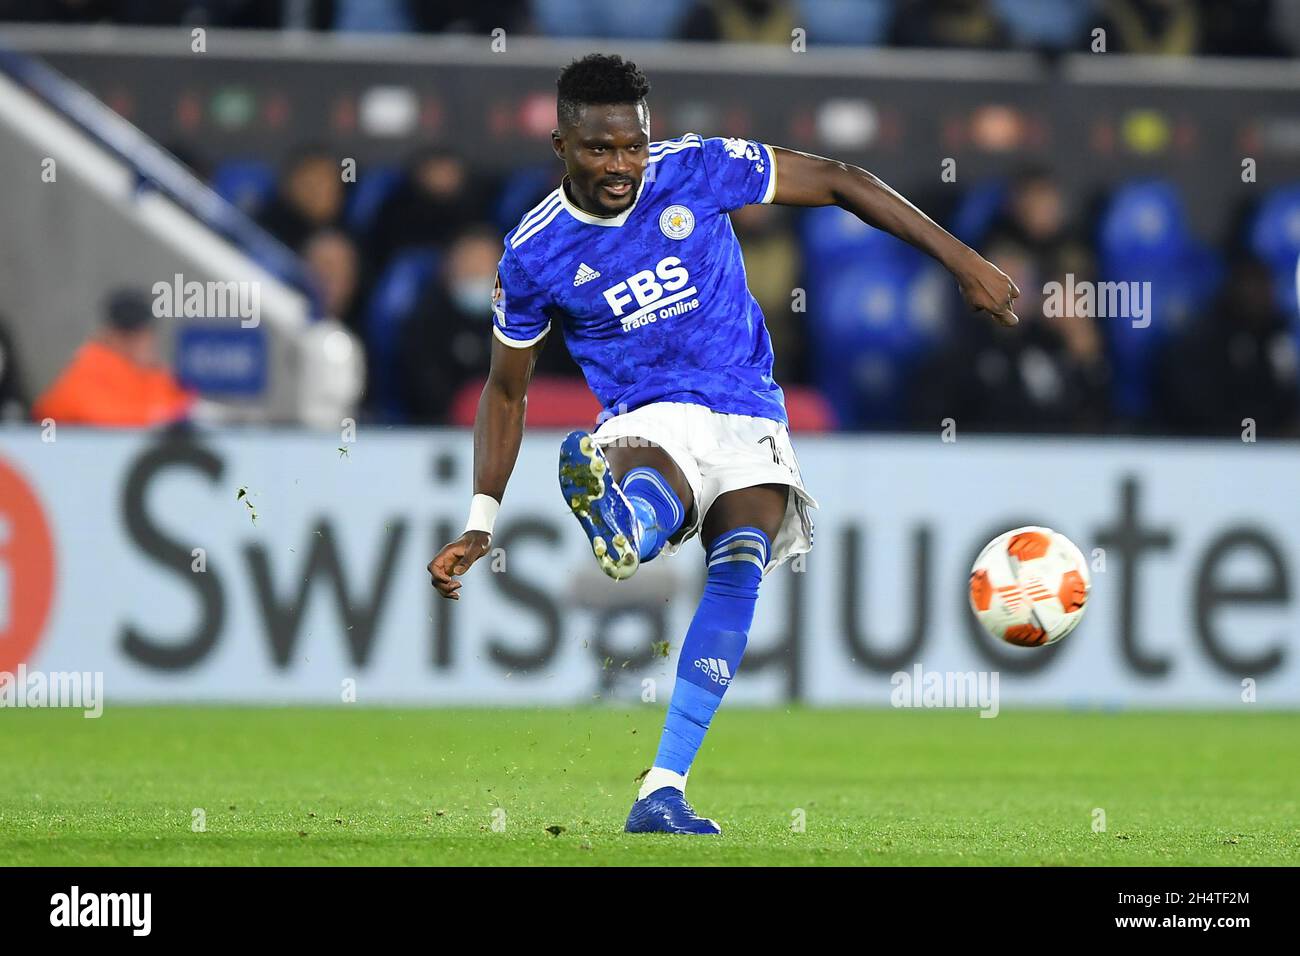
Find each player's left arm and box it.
[768,146,1020,326]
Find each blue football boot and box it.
[624,787,722,835]
[558,430,641,580]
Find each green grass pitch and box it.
[1,706,1296,866]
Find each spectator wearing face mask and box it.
[398,225,580,422]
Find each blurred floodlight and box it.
[359,86,418,137]
[816,99,878,150]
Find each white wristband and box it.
[464,494,500,535]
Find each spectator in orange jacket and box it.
[33,289,195,428]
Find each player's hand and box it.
[955,253,1020,327]
[428,531,492,600]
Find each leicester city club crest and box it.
[659,204,695,240]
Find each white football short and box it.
[591,401,817,574]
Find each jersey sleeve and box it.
[700,136,778,212]
[492,246,552,348]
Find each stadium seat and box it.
[1098,180,1224,419]
[798,0,893,46]
[782,385,838,432]
[950,178,1008,247]
[1098,179,1192,269]
[798,206,925,309]
[452,376,833,434]
[799,205,915,267]
[211,159,276,215]
[450,375,602,429]
[364,247,441,421]
[993,0,1099,50]
[1248,183,1300,318]
[495,164,561,233]
[332,0,414,33]
[345,164,404,235]
[805,253,949,428]
[529,0,692,39]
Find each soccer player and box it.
[429,54,1019,834]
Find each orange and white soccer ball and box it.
[968,526,1090,647]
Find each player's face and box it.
[553,102,649,217]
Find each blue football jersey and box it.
[492,133,787,424]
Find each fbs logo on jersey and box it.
[693,657,732,687]
[573,262,601,286]
[601,255,700,333]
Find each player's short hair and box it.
[556,54,651,128]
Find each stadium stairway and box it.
[0,45,332,422]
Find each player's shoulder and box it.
[650,133,767,165]
[648,132,728,180]
[504,187,567,255]
[648,132,705,163]
[649,133,771,187]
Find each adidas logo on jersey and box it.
[573,262,601,286]
[693,657,732,687]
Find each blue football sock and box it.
[651,527,770,776]
[621,466,685,562]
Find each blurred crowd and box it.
[5,143,1295,438]
[3,0,1300,58]
[255,148,1300,437]
[2,0,1298,436]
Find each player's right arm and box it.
[429,248,553,599]
[428,334,543,599]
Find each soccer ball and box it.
[968,526,1090,647]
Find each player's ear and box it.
[551,129,565,161]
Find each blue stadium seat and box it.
[529,0,692,39]
[211,159,276,215]
[364,247,442,421]
[1098,180,1223,419]
[495,164,560,233]
[1098,179,1191,269]
[799,206,922,276]
[993,0,1098,50]
[1248,183,1300,318]
[806,253,949,428]
[798,0,894,46]
[346,164,404,235]
[333,0,414,33]
[1273,267,1299,322]
[950,178,1007,247]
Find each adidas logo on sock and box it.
[573,262,601,286]
[693,657,732,687]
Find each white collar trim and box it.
[559,175,646,227]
